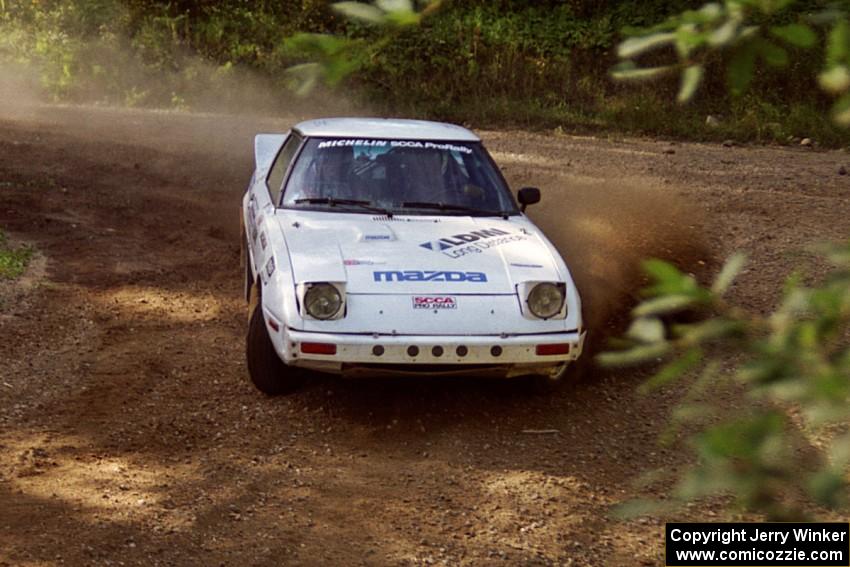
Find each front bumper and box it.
[268,323,586,378]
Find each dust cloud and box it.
[0,20,370,128]
[0,63,45,121]
[0,36,711,352]
[0,38,371,208]
[527,177,711,344]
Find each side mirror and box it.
[517,187,541,212]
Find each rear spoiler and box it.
[253,133,287,178]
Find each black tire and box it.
[528,363,569,394]
[528,343,595,393]
[569,330,596,383]
[246,303,308,395]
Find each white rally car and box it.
[241,118,585,394]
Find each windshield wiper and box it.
[400,201,509,218]
[294,198,392,216]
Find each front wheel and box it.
[246,303,308,395]
[528,362,570,393]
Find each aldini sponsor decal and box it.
[420,227,527,259]
[373,270,487,283]
[412,296,457,309]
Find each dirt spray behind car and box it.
[524,176,713,353]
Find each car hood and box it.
[276,211,564,294]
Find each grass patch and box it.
[370,89,849,147]
[0,230,33,280]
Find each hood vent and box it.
[372,215,440,223]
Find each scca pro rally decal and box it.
[373,270,487,282]
[413,296,457,309]
[420,227,526,259]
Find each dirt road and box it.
[1,106,847,566]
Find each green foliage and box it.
[0,0,344,107]
[1,0,848,144]
[284,33,370,95]
[334,0,427,27]
[0,230,33,280]
[287,0,847,144]
[600,242,850,519]
[821,19,850,123]
[612,0,850,127]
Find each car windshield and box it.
[280,138,518,216]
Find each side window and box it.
[266,133,302,205]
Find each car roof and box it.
[293,117,480,142]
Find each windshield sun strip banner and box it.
[317,139,473,154]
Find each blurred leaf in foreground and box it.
[601,242,850,520]
[612,1,850,126]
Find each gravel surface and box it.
[0,105,848,566]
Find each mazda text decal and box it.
[419,227,526,259]
[413,296,457,309]
[373,270,487,282]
